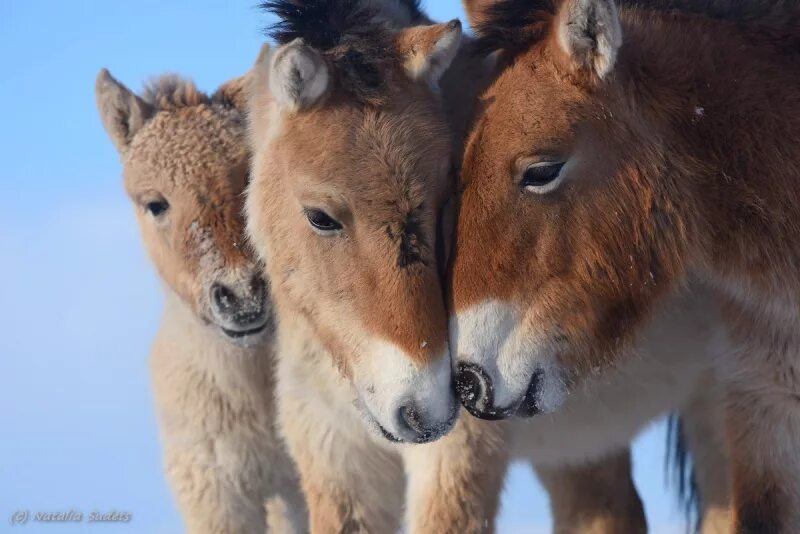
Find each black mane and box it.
[473,0,556,57]
[399,0,425,23]
[261,0,397,105]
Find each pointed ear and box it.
[213,45,270,112]
[395,19,463,87]
[95,69,154,152]
[555,0,622,79]
[267,39,329,111]
[461,0,500,27]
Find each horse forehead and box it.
[127,108,247,184]
[287,120,439,191]
[489,54,578,120]
[289,100,443,155]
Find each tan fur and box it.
[246,6,513,530]
[95,66,306,533]
[680,371,732,534]
[274,309,508,533]
[452,0,800,530]
[249,4,728,532]
[536,449,646,534]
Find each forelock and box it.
[261,0,398,105]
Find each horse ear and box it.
[95,69,154,153]
[213,45,270,112]
[461,0,500,27]
[395,19,463,88]
[555,0,622,79]
[266,39,329,111]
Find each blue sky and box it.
[0,1,685,532]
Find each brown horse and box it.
[246,1,512,531]
[450,0,800,531]
[96,66,306,533]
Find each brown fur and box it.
[251,91,452,364]
[452,0,800,530]
[246,2,514,530]
[251,3,690,532]
[461,0,504,26]
[102,71,254,317]
[96,67,306,533]
[537,449,646,534]
[680,371,733,533]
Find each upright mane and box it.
[142,75,210,111]
[141,74,247,113]
[396,0,424,22]
[472,0,555,56]
[260,0,398,105]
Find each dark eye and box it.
[145,199,170,217]
[521,162,566,194]
[304,208,342,234]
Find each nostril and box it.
[250,275,267,310]
[250,275,266,295]
[211,283,238,315]
[454,362,493,413]
[399,404,425,435]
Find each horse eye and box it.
[521,162,566,194]
[145,199,170,217]
[304,208,342,234]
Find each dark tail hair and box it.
[665,414,701,533]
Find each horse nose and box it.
[397,401,455,444]
[210,275,268,328]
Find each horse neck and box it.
[158,288,274,386]
[624,9,800,296]
[270,302,361,415]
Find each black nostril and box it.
[517,369,544,418]
[250,275,267,310]
[250,275,266,295]
[211,283,238,315]
[455,362,494,416]
[399,404,426,435]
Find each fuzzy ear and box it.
[555,0,622,79]
[95,69,154,152]
[461,0,500,27]
[268,39,329,111]
[212,44,271,112]
[395,19,463,87]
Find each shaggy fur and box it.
[95,68,306,534]
[246,2,735,534]
[452,0,800,530]
[247,3,513,529]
